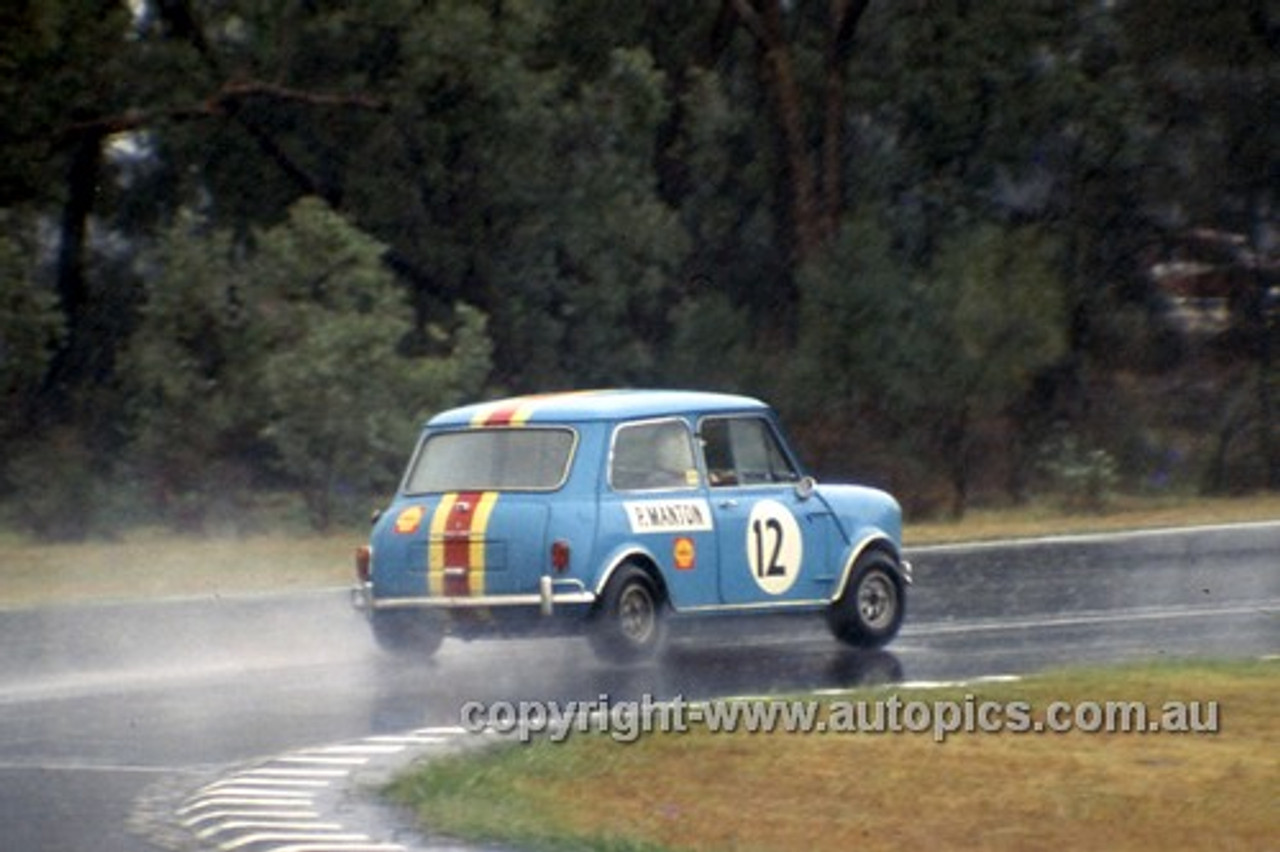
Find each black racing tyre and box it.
[588,564,666,664]
[827,551,906,649]
[370,609,446,659]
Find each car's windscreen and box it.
[403,428,576,493]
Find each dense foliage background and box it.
[1,0,1276,537]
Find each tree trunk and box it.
[43,132,104,409]
[943,407,972,519]
[729,0,821,261]
[727,0,868,263]
[822,0,871,235]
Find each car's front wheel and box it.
[827,551,905,648]
[588,564,666,664]
[370,609,446,659]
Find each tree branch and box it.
[728,0,775,47]
[822,0,872,231]
[216,81,390,112]
[58,80,389,142]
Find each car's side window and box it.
[700,417,799,487]
[610,419,701,491]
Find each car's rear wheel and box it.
[828,551,905,648]
[588,564,666,664]
[370,609,446,659]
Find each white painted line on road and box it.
[270,839,404,844]
[170,723,473,852]
[198,820,344,839]
[908,518,1280,554]
[410,725,468,736]
[361,735,436,745]
[179,796,320,815]
[0,760,179,774]
[905,600,1280,637]
[182,809,320,827]
[198,782,320,798]
[242,767,349,778]
[204,778,330,790]
[361,735,445,747]
[218,832,375,851]
[309,744,407,755]
[277,755,371,766]
[170,724,483,851]
[384,733,449,743]
[209,779,333,791]
[186,786,318,802]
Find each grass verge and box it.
[903,491,1280,545]
[0,528,359,608]
[387,660,1279,852]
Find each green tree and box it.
[0,220,63,438]
[124,199,491,531]
[482,47,689,388]
[796,216,1068,516]
[121,210,266,530]
[925,224,1069,513]
[253,199,491,529]
[0,221,85,539]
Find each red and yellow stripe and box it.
[428,491,500,597]
[469,398,540,427]
[467,390,608,428]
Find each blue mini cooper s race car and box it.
[353,390,911,662]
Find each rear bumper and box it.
[352,576,596,616]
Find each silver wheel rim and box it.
[857,571,898,631]
[618,584,656,644]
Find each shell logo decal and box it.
[394,505,424,534]
[673,536,696,571]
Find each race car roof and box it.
[426,389,770,428]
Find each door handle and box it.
[717,499,739,509]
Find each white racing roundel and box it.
[745,499,802,595]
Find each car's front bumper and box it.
[352,576,596,617]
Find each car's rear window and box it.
[403,428,576,493]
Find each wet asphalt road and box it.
[0,522,1276,852]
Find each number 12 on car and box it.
[739,499,804,597]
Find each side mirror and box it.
[795,475,816,501]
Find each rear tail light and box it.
[550,539,571,573]
[355,545,372,582]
